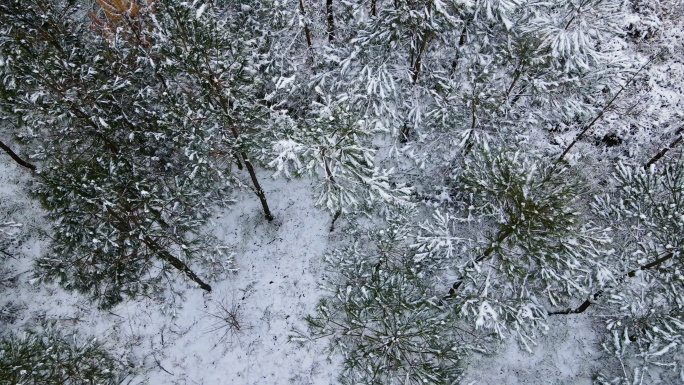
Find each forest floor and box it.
[1,155,603,384]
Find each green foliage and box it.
[292,225,472,384]
[0,324,129,385]
[0,0,235,308]
[591,159,684,380]
[414,139,612,349]
[267,100,411,216]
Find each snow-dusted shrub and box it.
[0,324,129,385]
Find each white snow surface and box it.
[1,155,602,383]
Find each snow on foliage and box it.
[2,0,684,382]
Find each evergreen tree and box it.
[0,0,237,308]
[589,158,684,382]
[415,137,613,349]
[267,99,411,227]
[0,323,130,385]
[292,219,475,384]
[150,0,280,221]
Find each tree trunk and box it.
[299,0,313,50]
[411,36,428,84]
[371,0,377,16]
[441,227,514,302]
[330,210,341,232]
[449,25,467,75]
[322,148,341,231]
[107,207,213,293]
[553,49,663,170]
[218,97,274,221]
[326,0,335,42]
[400,122,410,143]
[505,62,523,102]
[143,236,212,292]
[403,2,433,142]
[0,139,36,171]
[549,251,675,315]
[241,154,275,221]
[234,153,244,170]
[645,131,683,170]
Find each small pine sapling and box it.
[291,223,476,384]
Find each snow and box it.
[463,316,602,384]
[4,0,684,381]
[196,4,208,19]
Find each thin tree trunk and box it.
[299,0,313,49]
[471,97,477,129]
[549,251,675,315]
[326,0,335,42]
[191,44,274,221]
[411,0,433,84]
[143,236,212,292]
[224,124,274,221]
[401,38,428,142]
[321,148,341,231]
[401,1,432,142]
[441,227,515,302]
[299,0,313,64]
[645,131,683,170]
[371,0,377,16]
[449,25,467,75]
[241,154,275,221]
[400,122,410,143]
[129,33,269,222]
[510,84,527,106]
[234,153,244,170]
[321,148,336,183]
[330,210,341,232]
[411,36,428,84]
[554,49,664,169]
[505,62,524,102]
[0,249,17,259]
[219,97,274,221]
[459,97,478,158]
[107,207,213,293]
[563,0,589,31]
[0,140,36,171]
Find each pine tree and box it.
[267,99,411,227]
[0,323,129,385]
[589,158,684,382]
[150,0,279,221]
[0,0,237,308]
[414,137,613,349]
[292,219,475,384]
